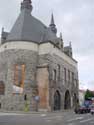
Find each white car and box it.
[90,105,94,115]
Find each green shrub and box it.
[24,102,29,112]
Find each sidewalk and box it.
[0,109,73,115]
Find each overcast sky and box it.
[0,0,94,90]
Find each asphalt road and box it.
[0,111,94,125]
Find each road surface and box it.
[0,111,94,125]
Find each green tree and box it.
[85,89,94,100]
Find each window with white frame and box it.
[13,64,25,94]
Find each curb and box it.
[0,109,73,115]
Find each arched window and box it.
[58,64,60,80]
[68,70,70,82]
[72,72,74,83]
[53,69,57,81]
[64,68,66,82]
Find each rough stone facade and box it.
[0,41,79,112]
[38,53,79,111]
[0,49,38,111]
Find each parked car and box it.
[74,105,90,114]
[90,105,94,115]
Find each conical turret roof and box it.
[7,0,57,43]
[49,13,57,34]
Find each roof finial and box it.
[21,0,33,13]
[51,13,55,26]
[49,13,57,34]
[69,41,72,48]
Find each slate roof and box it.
[6,0,57,43]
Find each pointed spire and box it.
[1,27,4,34]
[21,0,33,13]
[50,13,55,26]
[69,41,72,48]
[60,32,63,41]
[49,13,57,34]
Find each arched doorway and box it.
[54,90,61,111]
[64,90,71,109]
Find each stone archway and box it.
[64,90,71,109]
[54,90,61,111]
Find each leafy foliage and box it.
[85,89,94,100]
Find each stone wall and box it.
[37,65,50,111]
[0,41,79,111]
[38,53,79,111]
[0,49,38,111]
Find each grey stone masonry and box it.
[38,53,79,110]
[0,49,38,111]
[0,0,79,112]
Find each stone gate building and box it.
[0,0,79,111]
